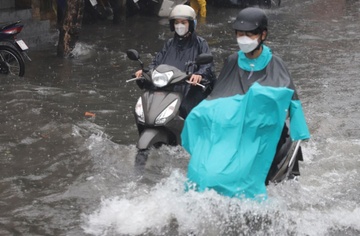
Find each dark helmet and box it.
[232,7,268,32]
[169,5,196,33]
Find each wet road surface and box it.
[1,0,360,235]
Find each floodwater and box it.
[1,0,360,235]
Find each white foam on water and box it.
[81,170,278,236]
[71,42,95,57]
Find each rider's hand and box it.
[189,74,202,85]
[135,69,143,78]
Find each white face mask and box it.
[237,36,259,53]
[175,23,188,36]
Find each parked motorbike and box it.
[126,49,213,166]
[208,0,281,8]
[84,0,114,23]
[83,0,187,23]
[0,21,30,77]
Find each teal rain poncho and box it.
[182,83,310,199]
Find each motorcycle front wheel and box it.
[0,45,25,77]
[135,149,149,166]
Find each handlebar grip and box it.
[143,67,150,73]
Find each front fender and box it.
[137,128,169,149]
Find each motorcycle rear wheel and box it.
[0,45,25,77]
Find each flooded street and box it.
[1,0,360,235]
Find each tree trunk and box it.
[31,0,41,20]
[57,0,85,57]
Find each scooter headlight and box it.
[155,99,178,125]
[135,97,145,123]
[152,70,174,88]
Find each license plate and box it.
[16,40,29,50]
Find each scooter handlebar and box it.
[185,80,206,89]
[126,77,143,83]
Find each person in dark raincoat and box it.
[135,4,215,118]
[208,7,306,184]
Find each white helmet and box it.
[169,5,196,32]
[169,4,196,20]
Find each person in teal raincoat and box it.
[181,7,310,199]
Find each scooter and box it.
[84,0,114,22]
[0,21,30,77]
[126,49,213,165]
[208,0,281,8]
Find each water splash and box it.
[80,138,360,236]
[71,42,95,58]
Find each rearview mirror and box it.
[195,53,213,65]
[126,49,140,61]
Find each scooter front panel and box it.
[141,91,182,125]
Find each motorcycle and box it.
[0,21,30,77]
[208,0,281,8]
[126,49,213,166]
[84,0,114,22]
[83,0,188,23]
